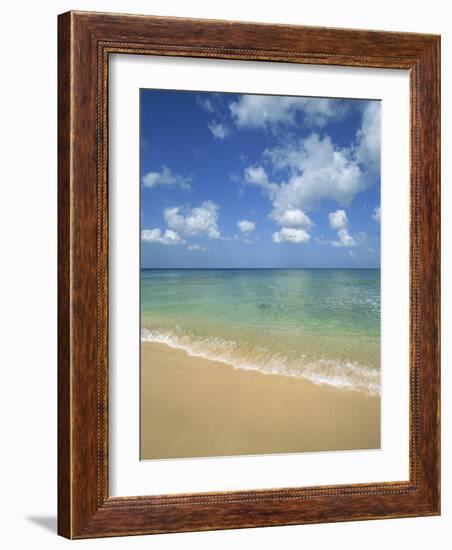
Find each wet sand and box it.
[141,342,380,459]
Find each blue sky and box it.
[140,89,380,268]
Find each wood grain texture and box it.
[57,10,72,538]
[57,10,440,539]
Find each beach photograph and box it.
[140,89,381,460]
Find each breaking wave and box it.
[141,327,380,396]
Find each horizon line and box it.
[141,267,381,270]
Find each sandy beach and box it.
[141,341,380,460]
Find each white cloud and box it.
[208,121,229,140]
[229,95,348,130]
[235,101,380,247]
[267,134,364,210]
[240,102,380,224]
[355,102,381,176]
[242,135,364,244]
[244,135,365,250]
[244,165,278,194]
[142,165,191,191]
[328,209,356,247]
[333,229,356,248]
[244,167,313,229]
[328,209,348,230]
[269,208,312,228]
[273,227,310,244]
[164,200,220,239]
[301,98,349,127]
[196,95,231,140]
[196,96,215,113]
[237,220,256,233]
[187,244,205,251]
[141,228,185,246]
[372,206,381,222]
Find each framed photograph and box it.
[58,11,440,538]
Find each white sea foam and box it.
[141,328,380,396]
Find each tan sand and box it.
[141,342,380,460]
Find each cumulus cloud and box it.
[142,165,191,191]
[273,227,310,244]
[141,228,185,245]
[187,244,205,251]
[328,209,356,247]
[239,102,380,240]
[334,229,356,248]
[244,165,278,194]
[328,209,348,230]
[208,121,229,140]
[164,200,221,239]
[269,208,312,228]
[266,134,364,210]
[372,206,381,222]
[229,95,348,130]
[355,102,381,177]
[241,134,363,247]
[237,220,256,233]
[244,133,367,247]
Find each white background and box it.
[110,55,409,496]
[0,0,449,548]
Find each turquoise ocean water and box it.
[141,269,380,396]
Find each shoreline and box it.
[141,341,380,460]
[141,327,380,396]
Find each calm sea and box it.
[141,269,380,395]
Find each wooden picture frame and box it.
[58,10,440,539]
